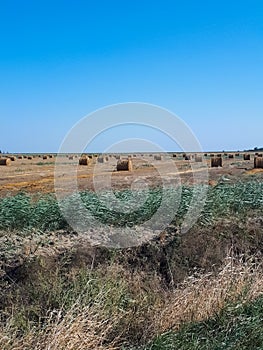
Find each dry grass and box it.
[0,307,119,350]
[0,255,262,349]
[158,256,263,333]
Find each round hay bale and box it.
[79,157,89,165]
[88,155,93,159]
[195,156,202,162]
[257,154,263,157]
[172,154,177,158]
[217,154,222,157]
[8,156,16,161]
[115,155,121,160]
[49,155,53,158]
[18,156,23,159]
[211,157,222,167]
[210,154,215,157]
[204,153,207,157]
[228,154,234,159]
[235,153,240,157]
[184,155,190,160]
[27,156,33,160]
[117,159,133,171]
[154,155,162,161]
[254,157,263,169]
[243,154,250,160]
[0,158,11,166]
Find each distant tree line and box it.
[244,147,263,152]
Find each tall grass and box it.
[0,180,262,232]
[0,257,262,349]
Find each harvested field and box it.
[0,152,261,197]
[0,152,262,349]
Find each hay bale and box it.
[43,155,48,160]
[195,156,202,162]
[210,154,214,157]
[0,158,11,166]
[254,157,263,169]
[204,153,207,157]
[257,154,263,157]
[211,157,222,167]
[115,155,121,160]
[184,155,190,160]
[18,156,23,159]
[243,154,250,160]
[97,157,105,163]
[235,153,240,157]
[228,154,234,159]
[79,156,89,165]
[27,156,33,160]
[154,155,162,161]
[172,154,177,158]
[8,156,16,161]
[68,156,74,160]
[49,155,53,158]
[217,154,222,157]
[117,159,133,171]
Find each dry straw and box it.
[157,257,263,333]
[116,159,133,171]
[79,157,89,166]
[211,157,222,167]
[195,156,202,162]
[243,154,250,160]
[154,155,162,161]
[0,158,11,166]
[254,156,263,169]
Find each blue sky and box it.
[0,0,262,153]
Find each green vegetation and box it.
[0,179,263,349]
[1,253,262,349]
[0,180,262,232]
[141,296,263,350]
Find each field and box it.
[1,152,263,349]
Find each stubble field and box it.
[0,152,263,349]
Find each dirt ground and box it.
[0,153,262,197]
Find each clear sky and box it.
[0,0,262,153]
